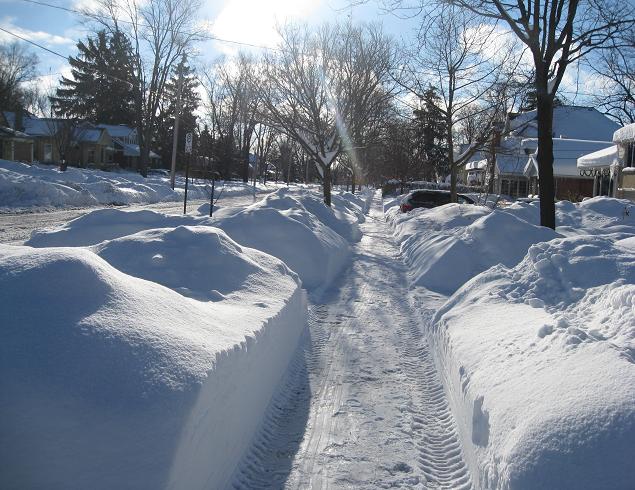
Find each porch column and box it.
[10,140,14,161]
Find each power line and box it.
[0,25,134,86]
[18,0,283,52]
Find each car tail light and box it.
[401,203,413,213]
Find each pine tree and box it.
[413,86,449,180]
[156,58,200,169]
[52,30,137,125]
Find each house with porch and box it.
[462,105,621,199]
[576,122,635,202]
[96,124,161,169]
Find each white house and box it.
[576,122,635,201]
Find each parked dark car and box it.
[400,189,475,213]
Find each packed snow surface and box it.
[0,226,307,489]
[0,159,277,209]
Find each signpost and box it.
[183,132,192,215]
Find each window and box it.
[517,180,528,197]
[43,144,53,161]
[626,143,635,167]
[501,179,510,196]
[87,148,96,162]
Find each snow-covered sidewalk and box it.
[232,191,471,488]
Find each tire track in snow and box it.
[231,191,471,489]
[396,319,472,489]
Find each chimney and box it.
[15,107,24,132]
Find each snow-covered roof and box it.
[613,123,635,143]
[577,145,619,169]
[73,128,104,143]
[113,140,159,159]
[508,106,620,141]
[0,126,33,140]
[522,138,614,177]
[97,124,136,138]
[465,159,487,170]
[495,153,528,176]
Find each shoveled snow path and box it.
[232,192,471,489]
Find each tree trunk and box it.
[323,164,332,206]
[351,170,356,194]
[448,121,457,202]
[536,83,556,229]
[242,146,249,183]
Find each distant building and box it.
[0,115,34,162]
[463,105,621,200]
[96,124,161,169]
[1,113,161,170]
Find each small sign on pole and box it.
[185,132,193,154]
[183,132,193,214]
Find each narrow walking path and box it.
[233,192,471,489]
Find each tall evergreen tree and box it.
[52,30,137,125]
[156,58,200,168]
[413,86,449,180]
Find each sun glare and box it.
[212,0,320,51]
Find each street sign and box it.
[185,132,193,154]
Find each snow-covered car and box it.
[400,189,475,212]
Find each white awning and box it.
[577,145,618,169]
[613,123,635,143]
[465,159,487,170]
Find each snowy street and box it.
[234,193,470,489]
[0,192,266,244]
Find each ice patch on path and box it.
[431,235,635,489]
[0,237,307,489]
[388,203,558,295]
[26,208,213,247]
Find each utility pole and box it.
[170,54,186,190]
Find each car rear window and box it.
[412,192,450,204]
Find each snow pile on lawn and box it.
[502,196,635,237]
[26,208,214,246]
[0,227,307,489]
[0,159,273,209]
[388,203,558,295]
[431,235,635,489]
[211,189,354,291]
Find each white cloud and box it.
[0,16,75,46]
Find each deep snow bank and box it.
[387,203,558,295]
[430,236,635,489]
[0,227,307,489]
[27,208,214,247]
[502,196,635,237]
[210,189,358,291]
[0,159,277,209]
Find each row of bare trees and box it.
[8,0,633,227]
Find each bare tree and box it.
[448,0,635,228]
[590,27,635,125]
[396,5,521,201]
[0,41,38,113]
[88,0,204,176]
[260,22,396,206]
